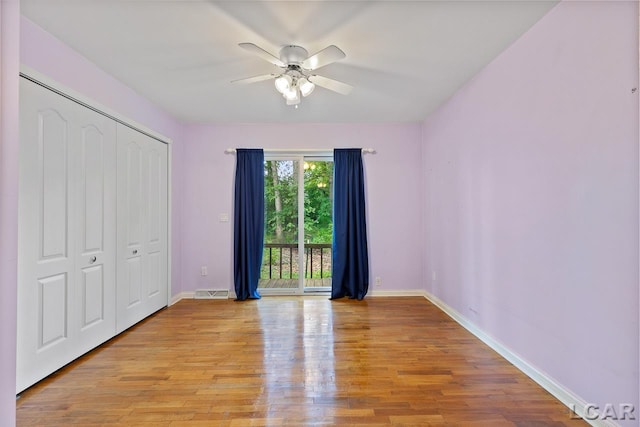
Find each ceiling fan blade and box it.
[309,75,353,95]
[302,45,346,70]
[238,43,285,67]
[231,74,278,85]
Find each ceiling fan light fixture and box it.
[235,42,351,107]
[283,86,300,103]
[274,74,292,94]
[286,95,301,106]
[298,78,315,97]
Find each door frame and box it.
[261,150,332,296]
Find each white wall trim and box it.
[169,291,194,306]
[167,139,173,306]
[368,289,427,297]
[423,290,619,427]
[637,2,640,421]
[171,289,429,302]
[170,289,239,303]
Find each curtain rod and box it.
[224,148,376,154]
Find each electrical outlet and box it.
[375,276,382,287]
[201,266,208,276]
[219,213,229,223]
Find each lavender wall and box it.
[421,1,639,421]
[20,17,186,296]
[180,124,424,295]
[0,2,20,425]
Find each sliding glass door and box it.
[302,158,333,292]
[260,154,333,294]
[261,158,300,292]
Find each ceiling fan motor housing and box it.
[279,45,309,66]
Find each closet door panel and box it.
[73,107,117,352]
[126,142,143,248]
[81,265,104,328]
[38,273,69,348]
[18,81,77,392]
[117,124,167,333]
[148,252,161,297]
[17,79,117,392]
[116,129,147,332]
[40,110,69,260]
[80,126,105,253]
[145,141,168,312]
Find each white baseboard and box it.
[169,291,194,306]
[423,291,619,427]
[368,289,427,297]
[171,290,236,303]
[172,288,425,303]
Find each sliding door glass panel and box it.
[260,160,300,292]
[303,159,333,292]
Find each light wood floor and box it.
[16,297,586,426]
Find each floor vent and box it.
[194,289,229,299]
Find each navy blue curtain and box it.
[331,148,369,300]
[233,149,264,301]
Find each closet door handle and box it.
[132,249,138,255]
[89,256,97,264]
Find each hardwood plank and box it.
[16,297,587,425]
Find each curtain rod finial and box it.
[225,148,236,154]
[362,148,376,154]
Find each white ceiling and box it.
[21,0,558,124]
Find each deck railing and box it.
[262,243,332,279]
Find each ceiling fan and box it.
[232,43,353,107]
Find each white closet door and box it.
[116,124,168,333]
[17,79,117,392]
[144,137,169,314]
[73,103,117,353]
